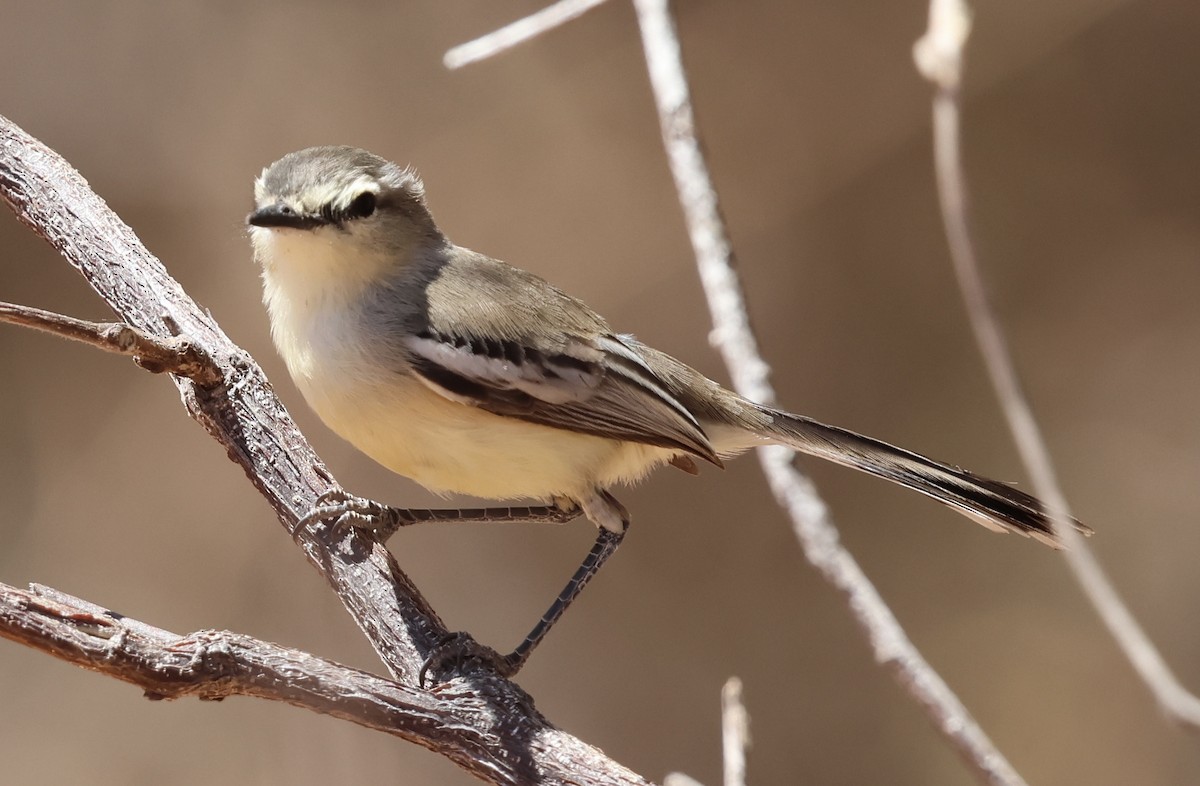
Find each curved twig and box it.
[629,0,1025,783]
[916,0,1200,732]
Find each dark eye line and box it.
[321,190,378,227]
[347,191,377,219]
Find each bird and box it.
[247,145,1090,679]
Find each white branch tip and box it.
[444,0,610,69]
[914,0,972,88]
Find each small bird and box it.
[248,146,1089,678]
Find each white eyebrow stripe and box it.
[295,177,381,215]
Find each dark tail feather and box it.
[759,408,1091,547]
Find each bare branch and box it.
[0,115,649,786]
[0,300,220,383]
[915,0,1200,732]
[661,678,749,786]
[914,0,971,92]
[444,0,610,69]
[630,1,1025,783]
[1,582,495,743]
[663,776,705,786]
[0,112,437,684]
[720,678,749,786]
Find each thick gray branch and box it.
[0,115,647,786]
[0,583,495,754]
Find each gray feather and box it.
[753,408,1092,546]
[392,250,722,466]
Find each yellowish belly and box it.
[299,373,674,502]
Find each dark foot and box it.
[293,489,411,541]
[419,631,520,688]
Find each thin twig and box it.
[0,300,220,384]
[629,0,1025,783]
[444,0,610,69]
[721,678,749,786]
[660,678,749,786]
[915,0,1200,732]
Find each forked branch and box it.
[0,300,220,382]
[0,115,647,786]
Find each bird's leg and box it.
[420,490,629,684]
[500,516,626,674]
[294,489,581,541]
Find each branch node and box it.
[914,0,972,90]
[103,628,129,661]
[0,300,223,385]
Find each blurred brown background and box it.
[2,1,1199,783]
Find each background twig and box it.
[444,0,610,69]
[720,677,749,786]
[629,0,1024,783]
[916,0,1200,732]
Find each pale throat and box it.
[254,227,396,306]
[253,226,396,383]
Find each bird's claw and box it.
[419,631,518,688]
[293,489,408,540]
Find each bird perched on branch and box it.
[248,146,1089,679]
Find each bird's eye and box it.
[347,191,377,219]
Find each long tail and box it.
[757,407,1091,547]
